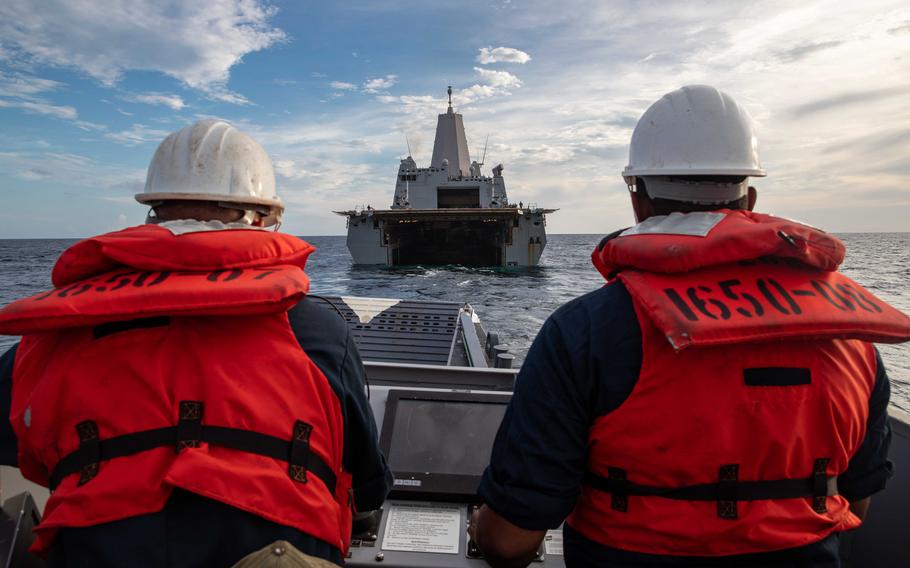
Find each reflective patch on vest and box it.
[23,406,31,428]
[156,219,267,235]
[744,367,811,387]
[620,212,725,238]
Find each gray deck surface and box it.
[310,296,463,366]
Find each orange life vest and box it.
[0,225,354,555]
[570,211,910,556]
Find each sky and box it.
[0,0,908,238]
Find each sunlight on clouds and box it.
[375,63,526,121]
[375,94,443,115]
[477,47,531,64]
[0,0,284,103]
[0,98,76,120]
[0,71,64,97]
[473,68,521,89]
[0,150,144,191]
[0,0,907,235]
[367,0,910,233]
[330,81,358,91]
[273,159,310,181]
[124,93,186,111]
[0,69,95,125]
[106,124,172,146]
[363,75,398,93]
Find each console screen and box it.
[387,399,507,476]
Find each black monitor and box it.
[379,390,511,502]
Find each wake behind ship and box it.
[335,87,556,267]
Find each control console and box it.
[348,384,565,568]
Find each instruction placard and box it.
[544,529,564,555]
[381,502,461,554]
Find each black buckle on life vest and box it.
[812,458,830,514]
[289,421,313,484]
[75,420,101,486]
[176,401,203,451]
[717,464,739,520]
[608,467,628,512]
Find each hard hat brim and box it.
[136,192,284,211]
[622,167,767,178]
[136,192,284,227]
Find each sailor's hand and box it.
[467,507,480,542]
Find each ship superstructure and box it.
[336,87,556,267]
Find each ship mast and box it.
[431,86,471,178]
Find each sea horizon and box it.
[2,230,909,241]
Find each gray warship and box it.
[336,87,557,267]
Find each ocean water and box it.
[0,233,908,412]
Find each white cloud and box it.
[457,84,500,104]
[363,75,398,93]
[486,0,910,232]
[0,71,64,97]
[474,67,522,89]
[477,46,531,64]
[75,119,107,132]
[330,81,358,91]
[363,0,910,233]
[377,67,520,115]
[3,0,910,237]
[273,159,310,180]
[0,0,285,103]
[0,98,76,120]
[105,124,171,146]
[0,150,144,191]
[207,89,252,105]
[125,93,186,110]
[375,94,443,116]
[0,69,106,128]
[328,75,399,97]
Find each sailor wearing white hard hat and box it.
[137,119,284,228]
[622,85,764,219]
[469,85,905,567]
[0,119,392,566]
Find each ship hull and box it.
[342,208,550,267]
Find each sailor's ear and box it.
[747,186,757,212]
[630,184,654,223]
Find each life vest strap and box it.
[585,461,836,520]
[51,404,337,494]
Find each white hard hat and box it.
[623,85,766,184]
[137,119,283,226]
